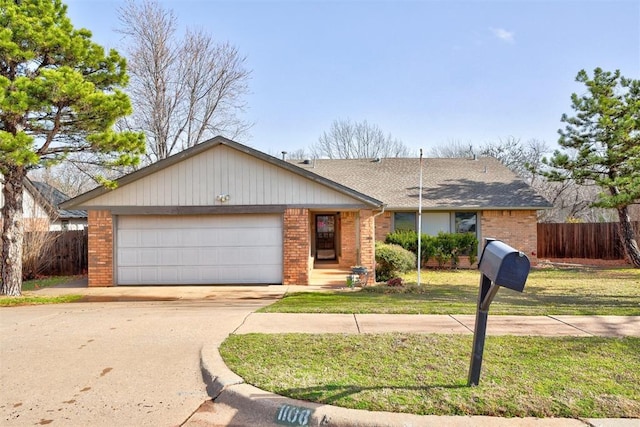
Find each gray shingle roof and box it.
[289,157,551,210]
[29,181,87,219]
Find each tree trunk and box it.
[617,205,640,268]
[1,165,26,296]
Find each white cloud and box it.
[490,27,515,43]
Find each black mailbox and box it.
[468,238,531,386]
[478,240,530,292]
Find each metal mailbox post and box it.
[468,238,531,386]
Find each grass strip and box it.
[21,275,82,291]
[0,294,83,306]
[261,268,640,315]
[220,333,640,418]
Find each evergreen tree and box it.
[544,68,640,267]
[0,0,145,295]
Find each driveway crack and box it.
[353,314,361,333]
[450,315,473,333]
[547,315,594,336]
[231,312,253,335]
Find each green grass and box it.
[220,333,640,418]
[0,275,83,306]
[0,294,83,306]
[261,268,640,315]
[21,275,81,291]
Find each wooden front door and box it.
[315,214,336,260]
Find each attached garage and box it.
[116,214,283,285]
[61,136,382,287]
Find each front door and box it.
[315,214,336,260]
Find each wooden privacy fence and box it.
[23,229,88,277]
[537,222,640,259]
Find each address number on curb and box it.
[275,404,314,426]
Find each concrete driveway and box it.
[0,289,285,427]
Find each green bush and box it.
[385,230,478,268]
[385,230,435,266]
[375,242,416,281]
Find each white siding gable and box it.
[79,145,363,207]
[0,173,50,220]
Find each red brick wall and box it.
[481,210,538,262]
[283,208,310,285]
[88,210,114,287]
[359,210,375,272]
[375,212,391,242]
[339,212,357,267]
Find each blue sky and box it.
[65,0,639,157]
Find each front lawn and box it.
[0,276,83,306]
[262,268,640,315]
[220,333,640,418]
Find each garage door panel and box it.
[116,214,283,285]
[117,248,139,266]
[196,248,219,265]
[118,267,139,283]
[118,231,140,247]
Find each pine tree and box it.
[0,0,145,295]
[544,68,640,267]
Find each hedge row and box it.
[384,229,479,268]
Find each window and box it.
[393,212,416,231]
[455,212,477,234]
[421,212,450,236]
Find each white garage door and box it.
[116,214,283,285]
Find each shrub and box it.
[385,230,435,266]
[375,242,416,281]
[385,230,478,268]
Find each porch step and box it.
[309,267,352,286]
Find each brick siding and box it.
[283,208,311,285]
[480,210,538,262]
[339,212,357,267]
[374,212,391,241]
[88,210,113,287]
[359,210,375,272]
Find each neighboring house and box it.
[0,173,87,231]
[61,136,551,287]
[29,181,88,231]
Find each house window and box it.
[393,212,416,231]
[61,220,69,232]
[455,212,477,234]
[421,212,451,236]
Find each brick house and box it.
[61,136,550,287]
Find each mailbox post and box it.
[468,238,531,386]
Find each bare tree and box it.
[117,0,251,163]
[311,119,411,159]
[28,162,107,198]
[428,140,476,159]
[479,137,549,183]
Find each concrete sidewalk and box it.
[233,312,640,337]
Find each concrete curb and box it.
[194,344,616,427]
